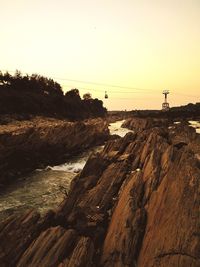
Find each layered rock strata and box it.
[0,119,199,267]
[0,117,109,186]
[121,117,169,132]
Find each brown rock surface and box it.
[101,172,146,267]
[121,117,168,132]
[0,209,55,266]
[0,119,199,267]
[62,236,94,267]
[137,149,200,267]
[17,227,78,267]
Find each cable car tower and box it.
[162,90,170,111]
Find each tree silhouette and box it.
[0,71,107,121]
[83,93,92,100]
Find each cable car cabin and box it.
[105,91,108,99]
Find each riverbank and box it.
[0,120,129,220]
[122,116,200,133]
[0,117,199,266]
[0,116,109,188]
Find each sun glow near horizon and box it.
[1,0,200,110]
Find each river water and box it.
[188,120,200,134]
[0,120,130,220]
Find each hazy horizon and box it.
[1,0,200,110]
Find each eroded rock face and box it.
[121,117,169,132]
[101,172,146,267]
[0,119,199,267]
[17,227,78,267]
[0,117,109,186]
[137,150,200,267]
[0,209,54,266]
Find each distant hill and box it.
[129,103,200,120]
[0,71,107,122]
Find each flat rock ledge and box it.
[0,118,199,267]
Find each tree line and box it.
[0,71,107,121]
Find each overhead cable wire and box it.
[62,84,199,98]
[55,77,157,92]
[1,69,158,92]
[1,69,199,98]
[62,84,158,94]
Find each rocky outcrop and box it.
[121,117,169,132]
[17,227,78,267]
[0,209,54,266]
[0,121,199,267]
[0,117,109,187]
[106,111,129,123]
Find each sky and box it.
[1,0,200,110]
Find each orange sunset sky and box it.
[1,0,200,110]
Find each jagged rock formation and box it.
[0,118,199,267]
[0,117,109,186]
[121,117,169,132]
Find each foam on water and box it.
[48,120,130,173]
[188,120,200,134]
[48,160,86,173]
[47,145,104,173]
[109,120,133,137]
